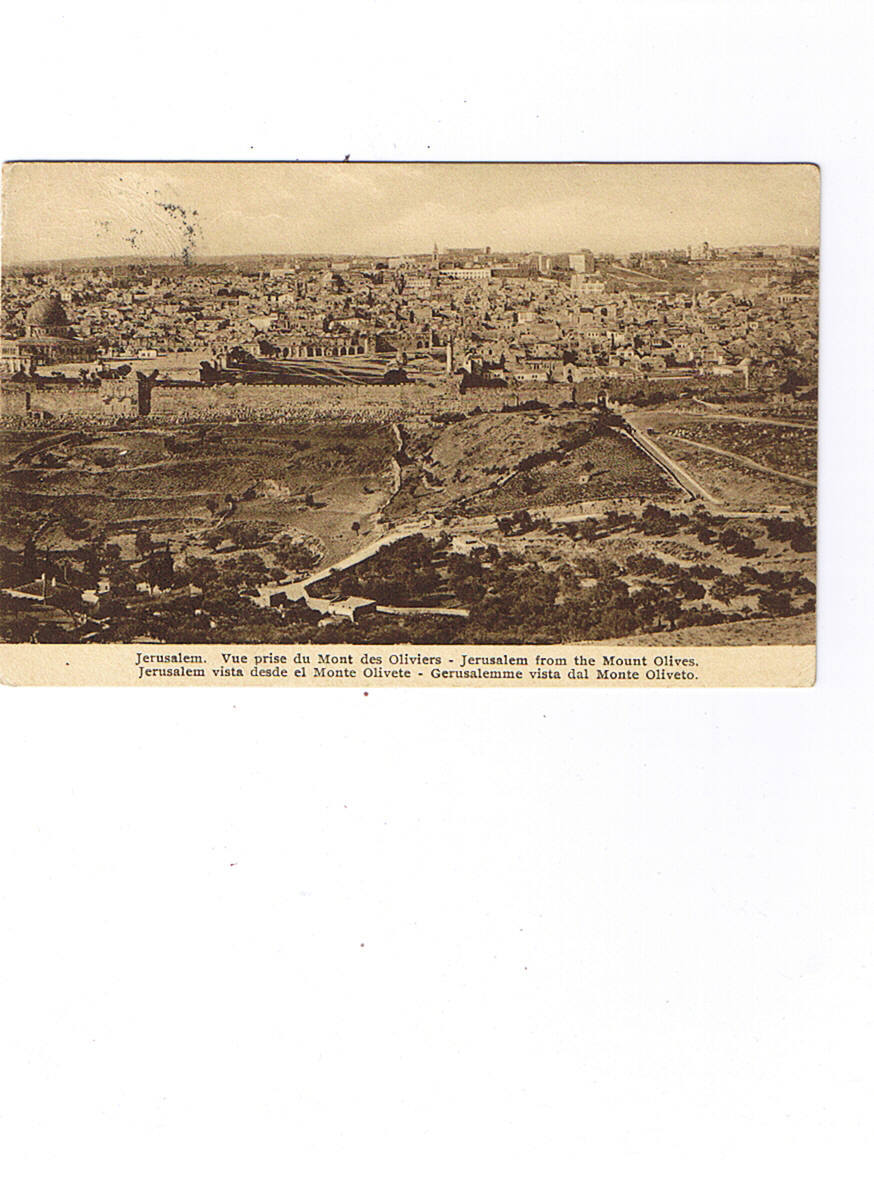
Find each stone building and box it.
[269,332,375,359]
[1,293,98,373]
[569,251,596,274]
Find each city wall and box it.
[147,382,573,419]
[0,377,138,419]
[1,377,582,424]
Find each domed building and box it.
[1,292,98,373]
[26,294,74,338]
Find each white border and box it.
[2,4,873,1179]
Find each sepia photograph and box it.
[0,162,818,680]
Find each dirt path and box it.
[622,421,722,504]
[664,435,816,488]
[652,406,817,431]
[255,517,433,607]
[4,431,82,470]
[10,488,212,502]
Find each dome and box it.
[26,294,69,330]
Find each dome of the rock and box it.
[25,294,70,332]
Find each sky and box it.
[1,163,820,265]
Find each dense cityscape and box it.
[0,235,818,644]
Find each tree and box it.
[688,563,720,581]
[146,545,174,590]
[626,552,662,576]
[662,599,683,629]
[789,528,815,554]
[710,575,744,605]
[83,545,101,584]
[135,529,153,558]
[780,367,805,397]
[649,590,682,630]
[758,590,792,617]
[641,504,675,535]
[674,577,706,601]
[227,521,266,549]
[108,564,136,595]
[22,536,38,580]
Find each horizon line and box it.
[3,241,819,269]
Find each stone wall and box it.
[1,375,580,424]
[0,376,139,419]
[147,382,569,420]
[0,385,31,416]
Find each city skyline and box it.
[2,163,820,265]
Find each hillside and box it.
[386,407,677,522]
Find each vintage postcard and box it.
[0,163,818,686]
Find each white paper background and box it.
[2,3,873,1178]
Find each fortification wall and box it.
[0,386,31,416]
[1,376,577,424]
[0,377,138,419]
[147,382,536,419]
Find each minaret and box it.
[446,337,453,373]
[432,242,439,271]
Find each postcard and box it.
[0,163,818,685]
